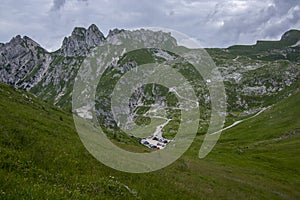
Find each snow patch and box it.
[153,49,174,60]
[75,105,93,119]
[242,86,267,96]
[291,40,300,47]
[243,65,261,71]
[225,72,242,83]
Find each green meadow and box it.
[0,80,299,199]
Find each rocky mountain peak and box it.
[23,36,40,46]
[61,24,105,57]
[7,35,40,49]
[107,28,125,38]
[86,24,105,48]
[105,29,178,49]
[71,27,86,38]
[9,35,22,44]
[0,35,41,63]
[0,34,50,90]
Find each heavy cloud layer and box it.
[0,0,299,50]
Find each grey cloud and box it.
[201,0,300,47]
[0,0,299,50]
[50,0,89,11]
[51,0,66,11]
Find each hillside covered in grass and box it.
[226,29,300,62]
[0,81,299,199]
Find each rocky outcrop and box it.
[107,28,125,38]
[61,24,105,56]
[0,35,50,90]
[0,24,106,102]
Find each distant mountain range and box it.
[0,25,299,129]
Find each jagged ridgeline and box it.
[0,24,299,121]
[0,24,108,111]
[95,48,210,139]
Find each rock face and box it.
[0,24,106,109]
[61,24,105,56]
[0,25,299,115]
[0,35,51,90]
[107,28,125,38]
[0,24,179,110]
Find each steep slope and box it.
[0,81,299,199]
[207,49,299,113]
[208,90,300,199]
[0,83,139,199]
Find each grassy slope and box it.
[0,83,299,199]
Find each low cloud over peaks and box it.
[0,0,299,50]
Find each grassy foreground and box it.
[0,83,299,199]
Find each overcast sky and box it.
[0,0,299,51]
